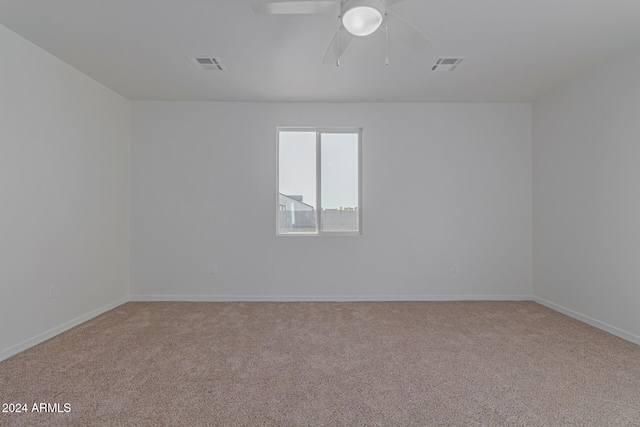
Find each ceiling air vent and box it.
[188,56,225,71]
[430,57,464,72]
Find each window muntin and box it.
[277,128,362,236]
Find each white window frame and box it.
[276,127,363,236]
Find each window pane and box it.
[278,132,317,234]
[321,133,359,232]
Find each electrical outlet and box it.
[48,285,57,299]
[211,264,218,275]
[451,264,461,276]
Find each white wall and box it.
[533,47,640,343]
[0,25,130,360]
[131,102,532,300]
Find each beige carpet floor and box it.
[1,301,639,426]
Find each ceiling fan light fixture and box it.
[342,0,384,37]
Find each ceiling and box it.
[1,0,640,102]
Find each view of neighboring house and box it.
[278,194,358,233]
[278,194,315,233]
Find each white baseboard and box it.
[130,294,533,302]
[533,297,640,346]
[0,296,130,362]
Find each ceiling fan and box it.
[252,0,435,66]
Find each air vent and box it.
[188,56,225,71]
[430,57,464,72]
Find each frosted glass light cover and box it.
[342,6,382,36]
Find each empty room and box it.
[1,0,639,425]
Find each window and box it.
[277,128,362,235]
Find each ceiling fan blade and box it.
[386,10,435,56]
[322,25,354,64]
[252,1,340,14]
[385,0,410,6]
